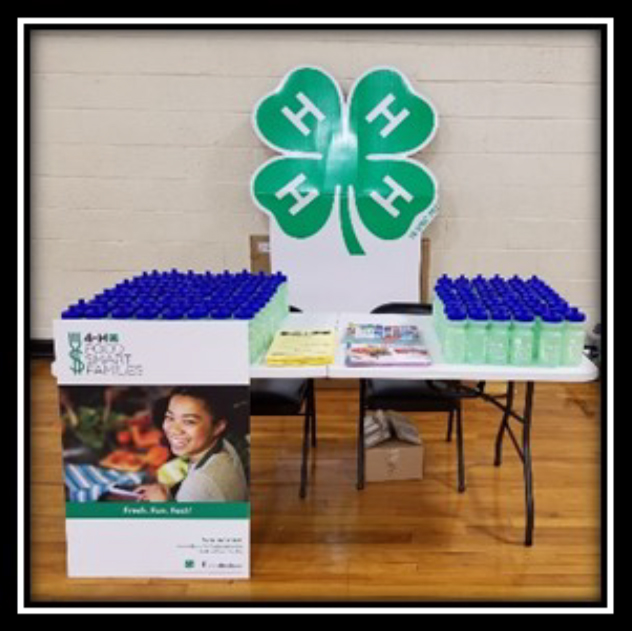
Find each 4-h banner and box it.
[251,66,439,311]
[53,320,251,579]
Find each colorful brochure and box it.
[344,322,431,367]
[345,342,432,367]
[345,323,422,344]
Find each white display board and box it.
[269,203,435,312]
[53,319,251,579]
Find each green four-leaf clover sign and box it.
[251,67,438,256]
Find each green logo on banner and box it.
[68,332,85,375]
[251,66,438,255]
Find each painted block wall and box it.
[29,29,601,338]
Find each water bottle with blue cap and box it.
[538,309,564,367]
[465,305,489,364]
[561,307,587,366]
[509,308,535,366]
[487,307,511,365]
[443,304,467,364]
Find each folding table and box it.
[252,311,599,546]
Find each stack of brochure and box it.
[344,322,432,367]
[265,328,337,366]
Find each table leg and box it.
[483,380,536,545]
[309,380,317,448]
[523,381,535,546]
[494,381,515,466]
[357,379,366,490]
[446,408,454,443]
[299,390,311,499]
[456,401,465,493]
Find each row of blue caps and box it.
[435,274,586,323]
[62,269,288,320]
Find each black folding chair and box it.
[356,302,465,493]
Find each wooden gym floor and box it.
[28,359,603,604]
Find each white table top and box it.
[251,312,599,383]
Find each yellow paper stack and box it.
[265,329,337,366]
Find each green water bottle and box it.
[487,307,511,365]
[531,304,545,362]
[443,306,467,363]
[509,309,535,366]
[432,280,453,345]
[465,307,488,364]
[432,290,444,342]
[274,272,289,318]
[561,308,587,366]
[538,310,564,367]
[250,308,264,362]
[258,297,274,353]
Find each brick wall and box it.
[30,28,601,338]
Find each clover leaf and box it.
[251,66,438,255]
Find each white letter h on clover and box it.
[365,93,410,138]
[370,175,413,218]
[276,173,318,216]
[282,92,326,136]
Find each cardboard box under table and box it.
[365,439,424,482]
[364,410,424,482]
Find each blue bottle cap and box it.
[442,297,462,312]
[210,307,231,320]
[446,305,467,321]
[550,297,569,313]
[162,306,185,320]
[491,307,511,322]
[111,306,132,319]
[437,286,455,301]
[186,306,210,320]
[84,305,107,319]
[541,310,563,323]
[513,309,535,323]
[566,308,586,323]
[134,306,155,320]
[468,308,489,321]
[233,308,254,320]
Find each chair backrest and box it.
[370,302,432,315]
